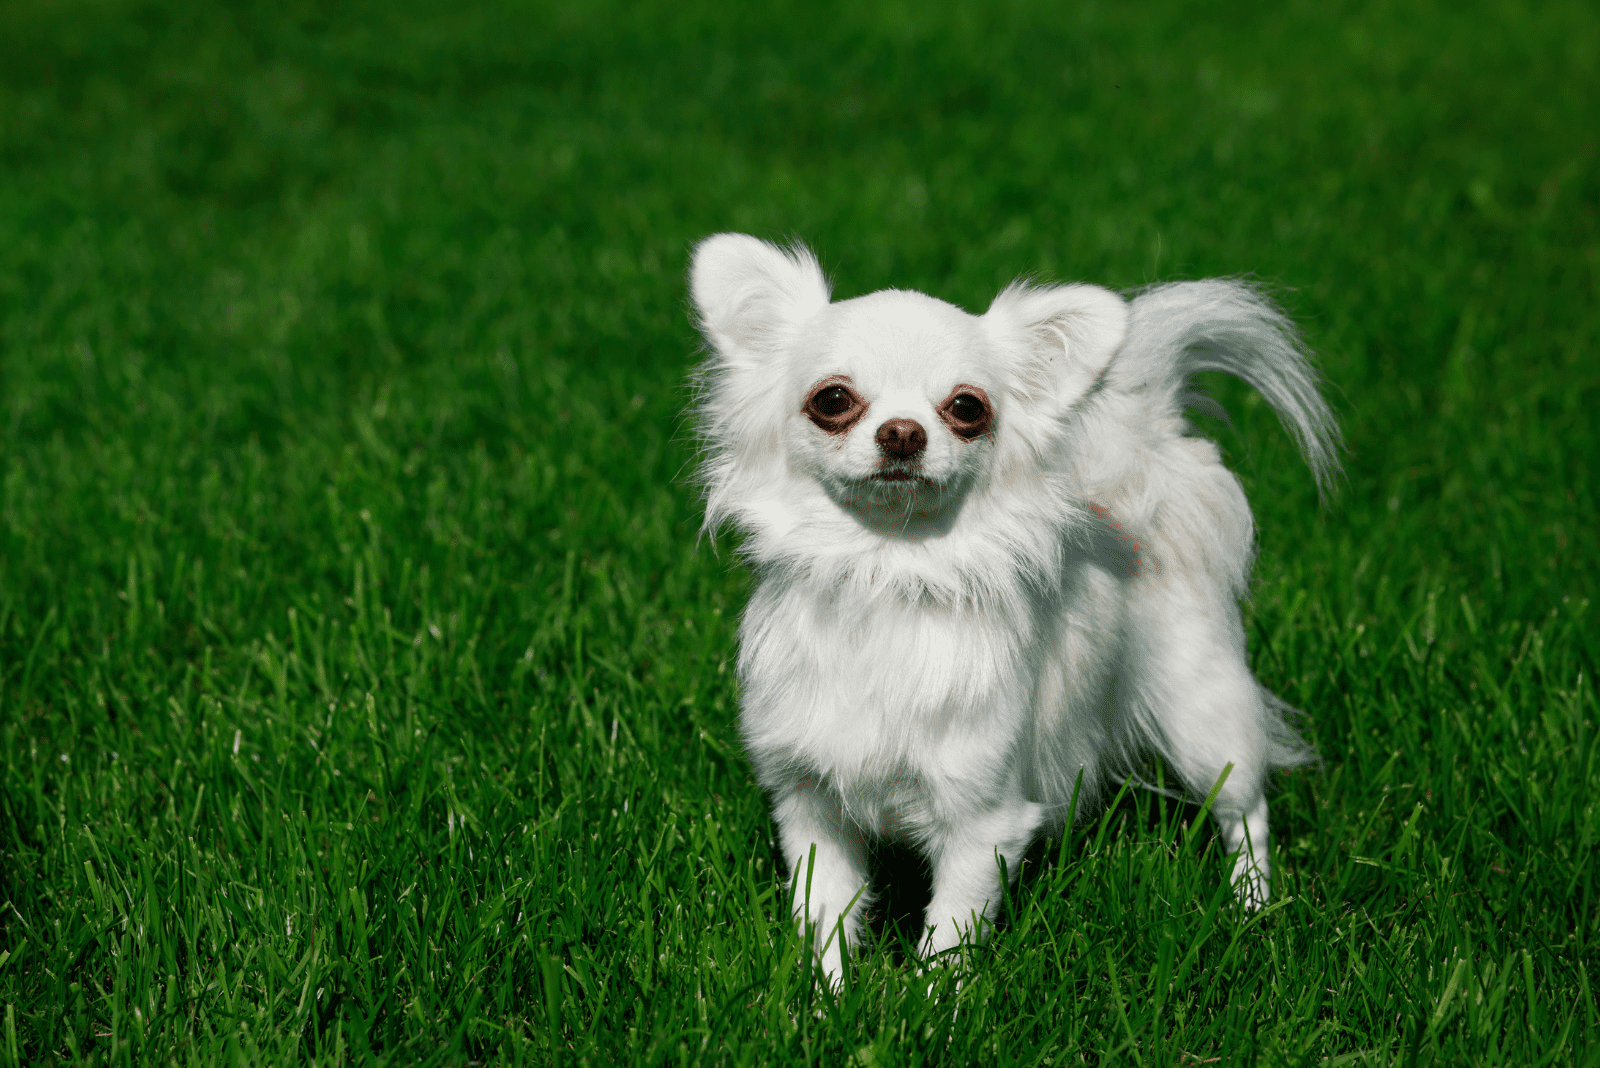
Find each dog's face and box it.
[691,234,1130,532]
[783,290,1001,519]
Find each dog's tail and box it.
[1115,280,1343,497]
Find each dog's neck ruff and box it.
[734,481,1080,614]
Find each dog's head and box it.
[690,234,1128,536]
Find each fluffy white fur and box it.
[688,233,1341,985]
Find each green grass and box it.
[1,0,1596,1063]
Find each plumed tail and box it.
[1116,280,1343,497]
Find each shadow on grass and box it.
[860,782,1224,963]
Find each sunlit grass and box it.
[1,0,1595,1063]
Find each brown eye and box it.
[939,385,992,439]
[804,380,866,434]
[949,394,985,423]
[813,386,853,417]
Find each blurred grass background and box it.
[0,0,1595,1063]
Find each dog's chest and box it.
[737,579,1034,805]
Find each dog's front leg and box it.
[920,800,1045,960]
[772,780,871,986]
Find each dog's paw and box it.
[813,937,848,991]
[1230,854,1272,911]
[914,958,967,1020]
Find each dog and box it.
[687,234,1339,985]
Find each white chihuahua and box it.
[688,234,1339,984]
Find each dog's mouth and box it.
[870,470,934,485]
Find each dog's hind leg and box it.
[1128,582,1277,908]
[1162,674,1274,907]
[772,779,872,986]
[1218,791,1272,909]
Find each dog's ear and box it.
[983,282,1129,411]
[690,234,831,357]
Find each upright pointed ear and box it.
[983,281,1129,411]
[690,234,831,357]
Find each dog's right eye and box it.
[804,382,866,434]
[813,387,853,417]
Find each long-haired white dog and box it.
[688,234,1339,984]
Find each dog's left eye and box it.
[949,394,985,423]
[940,388,993,438]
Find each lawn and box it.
[0,0,1596,1063]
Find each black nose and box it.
[875,418,927,459]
